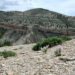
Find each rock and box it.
[0,56,3,60]
[59,56,67,60]
[50,69,54,72]
[37,51,41,53]
[0,70,4,73]
[21,52,25,54]
[6,71,14,75]
[13,48,18,50]
[47,74,53,75]
[67,55,75,61]
[33,56,42,60]
[1,64,5,67]
[73,68,75,71]
[59,56,67,62]
[59,55,75,61]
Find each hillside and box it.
[0,8,75,45]
[0,39,75,75]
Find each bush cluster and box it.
[62,37,72,41]
[0,50,17,58]
[32,37,72,51]
[0,29,5,38]
[0,40,11,47]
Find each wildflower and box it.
[41,45,49,54]
[53,45,63,56]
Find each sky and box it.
[0,0,75,16]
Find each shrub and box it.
[53,45,63,56]
[32,36,72,51]
[41,37,63,47]
[0,52,3,56]
[32,37,63,51]
[2,40,11,46]
[32,42,42,51]
[0,42,2,47]
[19,46,23,49]
[1,50,17,58]
[0,29,5,38]
[62,37,72,41]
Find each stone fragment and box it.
[13,48,18,50]
[67,55,75,61]
[47,74,53,75]
[21,52,25,54]
[6,71,14,75]
[50,69,54,72]
[59,56,67,60]
[59,55,75,61]
[0,70,4,73]
[1,64,5,67]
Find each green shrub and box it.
[0,52,3,56]
[19,46,23,49]
[1,50,17,58]
[0,42,2,47]
[62,37,72,41]
[0,29,5,38]
[40,37,63,47]
[32,37,64,51]
[32,42,42,51]
[2,40,11,46]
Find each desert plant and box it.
[0,42,2,47]
[42,37,63,47]
[62,37,72,41]
[0,30,5,38]
[1,50,17,58]
[53,45,63,56]
[41,45,49,54]
[32,36,72,51]
[32,37,64,51]
[0,52,3,56]
[2,40,11,46]
[19,46,23,49]
[32,42,42,51]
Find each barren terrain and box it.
[0,39,75,75]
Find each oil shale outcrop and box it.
[0,8,75,45]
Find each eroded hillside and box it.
[0,8,75,45]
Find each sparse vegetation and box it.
[0,40,11,47]
[2,40,11,46]
[0,29,5,38]
[53,45,63,56]
[32,42,41,51]
[32,37,72,51]
[0,50,17,58]
[62,37,72,41]
[19,46,23,49]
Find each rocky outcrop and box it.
[0,8,75,45]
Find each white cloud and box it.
[0,0,75,16]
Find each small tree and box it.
[38,21,43,25]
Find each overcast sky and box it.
[0,0,75,16]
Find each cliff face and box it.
[0,8,75,45]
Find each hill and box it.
[0,8,75,45]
